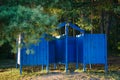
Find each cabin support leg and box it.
[46,65,49,73]
[83,64,86,72]
[20,65,22,75]
[42,65,44,71]
[54,63,56,69]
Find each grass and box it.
[0,59,50,80]
[0,67,49,80]
[0,59,120,80]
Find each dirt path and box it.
[31,72,100,80]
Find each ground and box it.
[0,56,120,80]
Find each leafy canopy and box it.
[0,5,57,53]
[0,0,120,53]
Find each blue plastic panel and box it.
[68,37,76,62]
[21,38,48,66]
[55,37,66,63]
[83,34,107,64]
[49,40,56,63]
[76,35,84,63]
[55,36,76,64]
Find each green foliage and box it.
[0,5,58,53]
[0,0,120,54]
[114,6,120,14]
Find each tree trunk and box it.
[72,18,76,37]
[100,10,104,34]
[105,12,111,37]
[91,0,94,34]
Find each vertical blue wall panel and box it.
[21,38,49,66]
[55,36,76,64]
[68,37,76,63]
[55,37,66,63]
[83,34,107,64]
[76,35,84,63]
[49,40,55,63]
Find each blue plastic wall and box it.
[55,37,66,63]
[55,36,76,64]
[83,34,107,64]
[49,40,56,64]
[18,34,107,74]
[82,34,107,71]
[76,35,84,63]
[68,37,76,63]
[21,38,49,66]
